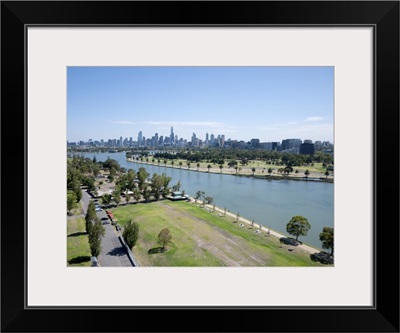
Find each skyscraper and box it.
[138,131,143,146]
[170,127,174,144]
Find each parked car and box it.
[90,256,99,267]
[95,207,102,212]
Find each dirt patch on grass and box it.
[161,203,271,266]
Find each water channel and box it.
[77,152,334,249]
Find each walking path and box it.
[80,190,133,267]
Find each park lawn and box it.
[67,218,91,267]
[129,158,332,180]
[110,201,325,267]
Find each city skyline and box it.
[67,66,334,143]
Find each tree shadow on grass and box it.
[68,232,87,238]
[279,237,301,246]
[310,251,334,265]
[148,247,166,254]
[107,246,126,257]
[68,256,91,264]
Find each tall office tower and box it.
[120,136,123,147]
[191,132,197,145]
[155,133,159,147]
[205,132,209,145]
[170,127,174,144]
[100,139,104,147]
[129,137,133,146]
[138,131,143,146]
[210,133,215,145]
[221,135,225,147]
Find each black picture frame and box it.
[1,1,399,332]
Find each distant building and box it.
[281,138,302,150]
[300,143,315,155]
[250,138,260,148]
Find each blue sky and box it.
[67,66,334,143]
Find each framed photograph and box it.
[2,1,399,332]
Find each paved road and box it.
[80,190,133,267]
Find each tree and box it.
[101,194,112,207]
[125,192,131,204]
[286,216,311,242]
[283,166,293,177]
[161,173,172,198]
[268,167,273,177]
[204,196,214,205]
[88,217,105,257]
[158,228,172,251]
[197,162,200,171]
[92,164,100,177]
[172,180,181,192]
[187,161,191,169]
[171,160,175,167]
[324,170,330,179]
[179,161,183,168]
[123,220,140,250]
[151,173,163,201]
[67,191,77,215]
[137,167,149,191]
[305,169,310,179]
[234,165,238,174]
[251,167,256,176]
[142,187,151,202]
[207,164,211,172]
[319,227,334,255]
[85,201,97,233]
[113,191,121,206]
[195,190,204,203]
[236,212,240,222]
[219,164,223,173]
[133,188,141,203]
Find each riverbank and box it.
[193,198,322,254]
[110,200,327,266]
[126,158,333,183]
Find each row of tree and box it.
[126,147,333,166]
[101,167,179,206]
[190,194,334,256]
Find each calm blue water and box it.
[78,152,334,249]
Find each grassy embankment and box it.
[67,217,91,267]
[110,200,326,267]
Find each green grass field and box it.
[67,218,91,267]
[110,201,326,267]
[128,158,332,180]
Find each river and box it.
[77,152,334,249]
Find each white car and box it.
[95,207,102,212]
